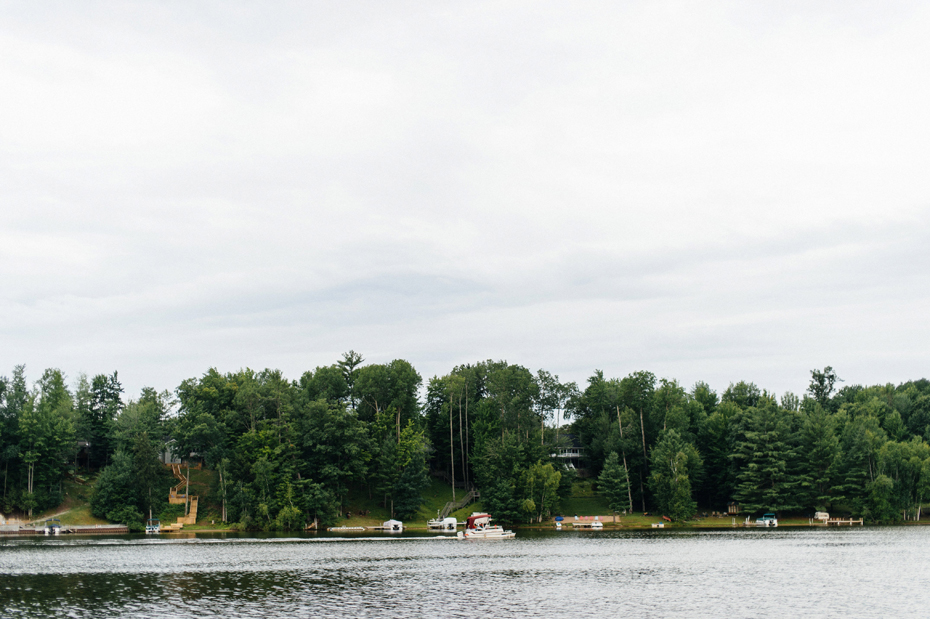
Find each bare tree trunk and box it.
[639,406,649,511]
[277,391,283,444]
[186,461,190,516]
[458,391,466,494]
[464,386,470,488]
[27,463,34,517]
[450,393,456,503]
[617,406,634,512]
[220,468,227,523]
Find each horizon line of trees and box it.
[2,358,929,528]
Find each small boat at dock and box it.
[369,519,404,532]
[755,513,778,527]
[145,518,160,534]
[427,516,459,531]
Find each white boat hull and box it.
[756,519,778,527]
[457,526,515,540]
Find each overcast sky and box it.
[2,0,929,400]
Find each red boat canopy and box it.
[464,513,491,529]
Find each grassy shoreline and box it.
[21,473,925,532]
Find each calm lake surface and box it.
[1,527,927,618]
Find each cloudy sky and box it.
[2,0,929,399]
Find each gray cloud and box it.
[1,1,928,398]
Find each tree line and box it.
[1,357,929,528]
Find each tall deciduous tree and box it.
[808,366,841,411]
[649,430,701,520]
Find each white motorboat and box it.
[456,512,515,539]
[145,518,160,534]
[755,513,778,527]
[44,519,61,535]
[457,525,516,539]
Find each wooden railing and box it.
[163,464,198,532]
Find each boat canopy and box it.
[464,513,491,529]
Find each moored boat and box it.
[755,513,778,527]
[427,516,458,531]
[145,518,160,534]
[456,512,515,540]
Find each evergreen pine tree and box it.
[731,403,802,512]
[598,452,632,513]
[798,404,840,510]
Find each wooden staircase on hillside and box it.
[439,489,480,519]
[162,464,198,533]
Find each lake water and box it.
[1,527,927,618]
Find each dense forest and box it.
[2,355,929,529]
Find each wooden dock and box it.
[571,522,604,529]
[825,518,864,526]
[0,524,129,535]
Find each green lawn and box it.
[31,476,108,526]
[558,495,611,517]
[336,478,481,528]
[57,505,108,526]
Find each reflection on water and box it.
[1,528,926,617]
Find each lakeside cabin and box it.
[551,434,588,476]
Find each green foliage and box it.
[731,402,801,512]
[471,431,555,523]
[649,430,701,520]
[91,452,138,522]
[392,448,430,520]
[522,461,561,523]
[797,405,839,509]
[83,372,124,468]
[808,367,840,411]
[598,452,632,513]
[864,474,896,524]
[5,359,930,530]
